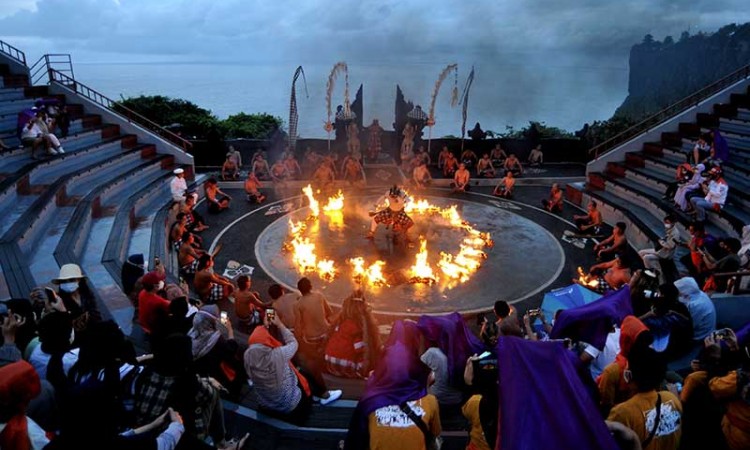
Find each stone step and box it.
[0,118,86,146]
[0,98,36,115]
[27,206,77,287]
[0,194,37,237]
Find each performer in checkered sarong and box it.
[366,185,414,240]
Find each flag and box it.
[460,66,475,140]
[288,66,307,151]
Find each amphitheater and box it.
[1,41,750,449]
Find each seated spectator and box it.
[594,222,628,260]
[674,276,716,342]
[420,347,463,406]
[638,215,679,281]
[690,167,728,222]
[527,145,543,166]
[293,278,342,405]
[598,316,653,415]
[244,171,267,204]
[700,237,742,293]
[443,152,458,178]
[53,264,100,334]
[437,146,452,170]
[345,320,441,450]
[28,312,79,381]
[284,153,302,179]
[492,300,523,338]
[0,361,50,450]
[189,306,246,395]
[21,117,53,159]
[460,148,478,169]
[673,164,705,211]
[664,161,694,201]
[178,232,207,281]
[541,183,563,213]
[252,153,271,180]
[138,272,169,336]
[607,346,682,450]
[492,171,515,198]
[245,314,317,423]
[679,222,716,285]
[476,153,496,178]
[221,154,239,181]
[268,283,298,331]
[573,201,603,235]
[462,351,499,450]
[639,283,693,358]
[740,225,750,269]
[135,334,246,449]
[233,275,265,333]
[692,135,710,165]
[452,163,471,193]
[503,153,523,177]
[324,290,381,379]
[580,324,621,380]
[412,160,432,189]
[588,253,632,291]
[490,143,507,167]
[193,255,235,305]
[204,178,231,213]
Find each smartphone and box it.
[477,351,492,359]
[44,287,58,304]
[220,311,228,324]
[265,308,275,321]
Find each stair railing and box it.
[30,54,75,86]
[48,69,193,151]
[0,39,26,66]
[589,63,750,160]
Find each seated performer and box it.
[452,163,471,193]
[443,152,459,178]
[366,185,414,241]
[493,171,515,198]
[476,153,496,178]
[490,143,507,167]
[343,156,366,188]
[312,161,336,192]
[412,160,432,189]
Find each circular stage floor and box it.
[251,193,565,315]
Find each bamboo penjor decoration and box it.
[288,66,308,152]
[426,64,459,154]
[324,62,350,152]
[459,66,475,152]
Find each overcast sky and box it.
[2,0,750,66]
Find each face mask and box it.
[60,281,79,293]
[664,223,673,230]
[143,261,149,272]
[157,281,165,291]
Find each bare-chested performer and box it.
[366,185,414,241]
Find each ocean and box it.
[72,59,630,139]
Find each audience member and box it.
[690,167,728,222]
[461,352,499,450]
[639,283,693,358]
[0,361,49,450]
[137,272,170,336]
[673,164,705,211]
[580,324,621,379]
[674,277,716,342]
[28,312,79,381]
[324,291,381,379]
[492,301,523,338]
[421,346,464,406]
[638,215,679,282]
[692,136,710,165]
[189,306,245,394]
[701,237,742,293]
[52,264,100,334]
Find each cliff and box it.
[615,23,750,121]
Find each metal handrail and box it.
[589,63,750,159]
[0,40,26,66]
[48,69,193,151]
[30,54,75,85]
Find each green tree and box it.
[117,95,219,138]
[220,113,284,139]
[497,121,574,139]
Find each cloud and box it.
[1,0,749,64]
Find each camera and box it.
[712,328,731,341]
[265,308,275,322]
[526,308,542,318]
[220,311,228,324]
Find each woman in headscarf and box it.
[244,311,313,424]
[344,320,441,450]
[674,163,705,211]
[0,361,47,450]
[324,290,381,379]
[597,315,653,416]
[188,307,245,395]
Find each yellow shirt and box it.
[368,394,441,450]
[461,395,492,450]
[709,371,750,450]
[607,390,682,450]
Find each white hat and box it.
[52,263,85,284]
[173,168,185,175]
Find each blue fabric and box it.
[344,320,429,450]
[713,129,730,162]
[550,285,633,351]
[735,321,750,347]
[417,312,485,385]
[541,284,602,322]
[496,337,618,450]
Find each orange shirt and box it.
[368,394,441,450]
[461,395,492,450]
[598,362,638,414]
[607,390,682,450]
[709,371,750,450]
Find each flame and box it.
[286,218,336,280]
[317,259,336,281]
[349,257,388,286]
[290,236,317,272]
[405,199,441,215]
[302,184,319,217]
[576,266,600,289]
[409,237,437,284]
[323,190,344,212]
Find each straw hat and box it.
[52,264,85,284]
[173,168,184,175]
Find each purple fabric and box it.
[344,320,429,450]
[736,321,750,347]
[417,312,485,385]
[496,336,618,450]
[713,129,730,162]
[550,285,633,351]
